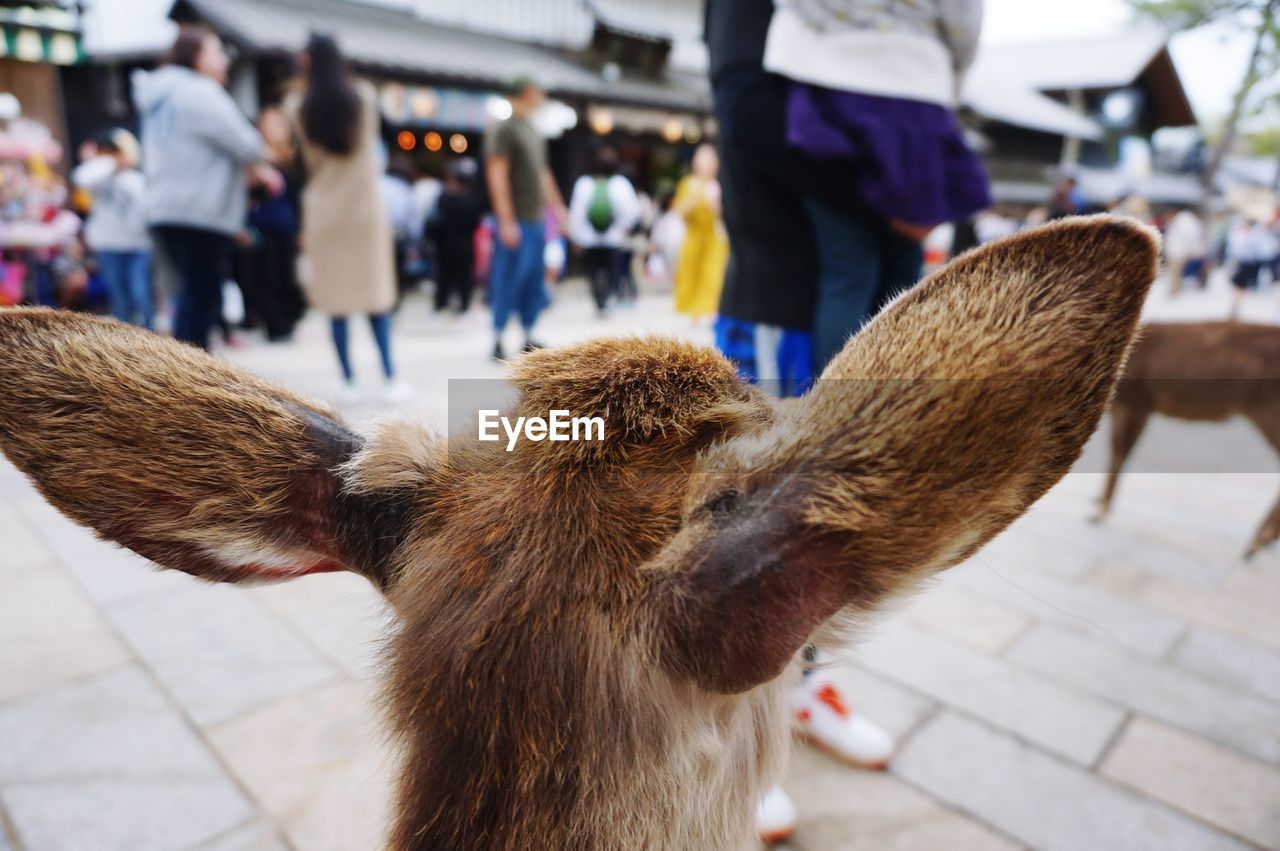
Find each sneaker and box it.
[522,340,546,353]
[755,785,796,844]
[382,378,414,404]
[793,676,894,769]
[334,380,361,406]
[492,342,505,362]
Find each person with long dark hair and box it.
[286,33,408,404]
[134,28,281,349]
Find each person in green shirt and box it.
[484,76,568,361]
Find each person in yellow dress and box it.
[673,144,729,319]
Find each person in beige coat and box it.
[286,33,409,404]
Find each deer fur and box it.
[0,217,1158,850]
[1095,321,1280,558]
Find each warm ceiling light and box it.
[589,109,614,135]
[396,130,416,151]
[449,134,468,154]
[424,131,443,152]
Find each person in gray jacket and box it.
[133,28,280,349]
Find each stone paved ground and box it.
[2,271,1279,851]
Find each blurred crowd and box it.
[961,174,1280,319]
[4,21,1275,409]
[0,28,745,395]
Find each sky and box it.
[984,0,1253,121]
[86,0,1255,123]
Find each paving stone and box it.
[0,506,53,572]
[0,566,131,703]
[0,666,251,851]
[251,572,392,681]
[62,544,190,605]
[19,496,188,604]
[17,496,104,557]
[1097,527,1230,589]
[1079,560,1150,597]
[4,781,252,851]
[187,819,289,851]
[820,661,936,743]
[946,558,1186,656]
[106,583,338,728]
[0,459,38,500]
[856,621,1124,764]
[778,744,1019,851]
[895,711,1251,851]
[965,509,1110,580]
[1101,717,1280,848]
[974,472,1255,586]
[1142,568,1280,650]
[899,584,1030,652]
[1008,624,1280,763]
[1099,508,1249,583]
[1065,472,1265,570]
[206,681,395,851]
[1174,626,1280,704]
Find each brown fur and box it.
[0,216,1158,850]
[1096,321,1280,558]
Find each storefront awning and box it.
[171,0,710,112]
[0,6,83,65]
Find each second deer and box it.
[1096,320,1280,559]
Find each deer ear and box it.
[0,309,411,587]
[653,216,1160,693]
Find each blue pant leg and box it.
[489,239,517,334]
[369,313,394,378]
[875,231,924,316]
[804,197,884,373]
[96,252,130,323]
[127,251,155,330]
[517,222,547,331]
[777,330,815,398]
[330,316,353,381]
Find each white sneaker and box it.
[755,784,796,844]
[334,380,361,405]
[381,378,414,403]
[793,675,895,769]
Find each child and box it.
[72,128,154,329]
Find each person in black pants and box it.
[566,146,640,317]
[704,0,900,840]
[427,161,484,314]
[583,246,622,316]
[133,29,279,350]
[238,106,305,341]
[152,225,234,347]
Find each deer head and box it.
[0,217,1158,850]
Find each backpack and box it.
[587,177,615,233]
